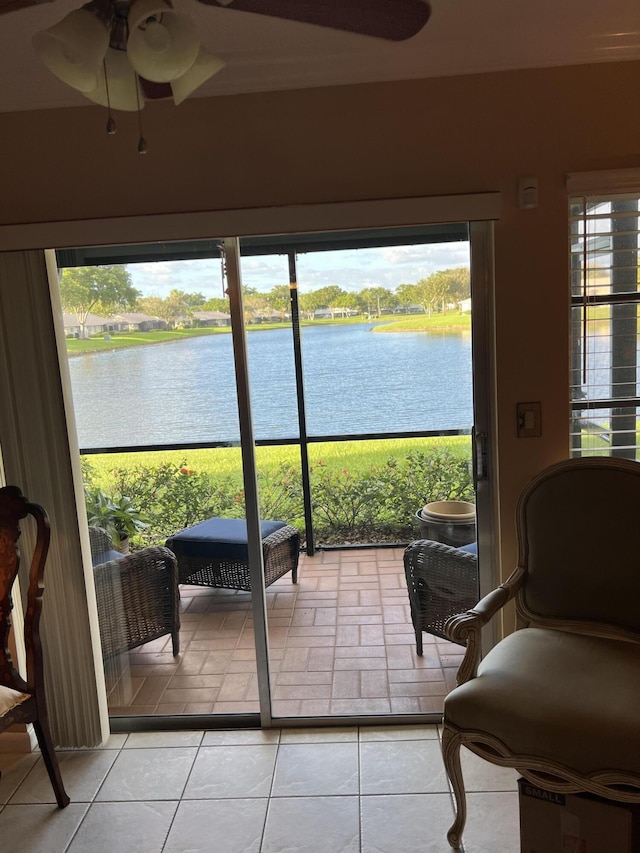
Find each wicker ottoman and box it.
[166,517,300,592]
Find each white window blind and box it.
[569,193,640,458]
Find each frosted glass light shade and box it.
[84,48,143,111]
[127,0,200,83]
[32,8,109,93]
[171,46,225,105]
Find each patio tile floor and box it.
[106,547,464,718]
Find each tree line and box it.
[59,264,471,334]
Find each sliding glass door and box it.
[52,214,495,728]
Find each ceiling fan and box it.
[0,0,431,150]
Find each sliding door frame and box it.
[0,192,500,739]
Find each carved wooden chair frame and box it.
[0,485,69,808]
[441,457,640,849]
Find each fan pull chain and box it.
[135,82,147,154]
[104,59,116,135]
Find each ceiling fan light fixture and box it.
[170,45,225,105]
[83,46,144,111]
[32,7,109,93]
[127,0,200,82]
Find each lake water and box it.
[68,323,473,449]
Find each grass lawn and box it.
[67,327,231,354]
[66,314,471,355]
[373,313,471,333]
[83,435,472,486]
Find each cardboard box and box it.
[518,778,640,853]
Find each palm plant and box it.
[84,486,149,549]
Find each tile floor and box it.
[106,547,465,719]
[0,725,520,852]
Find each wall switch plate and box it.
[518,176,538,209]
[517,401,542,437]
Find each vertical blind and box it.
[569,193,640,458]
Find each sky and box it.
[127,241,470,299]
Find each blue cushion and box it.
[459,541,477,555]
[166,517,286,562]
[92,548,125,568]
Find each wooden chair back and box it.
[0,485,69,808]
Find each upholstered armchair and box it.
[442,457,640,849]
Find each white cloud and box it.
[127,241,470,297]
[129,258,225,298]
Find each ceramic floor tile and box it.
[275,671,333,686]
[67,801,178,853]
[330,671,360,701]
[212,700,260,713]
[105,547,455,718]
[163,798,268,853]
[261,796,359,853]
[390,696,422,713]
[96,748,197,801]
[201,729,281,746]
[462,792,520,853]
[274,683,332,700]
[0,803,90,853]
[298,698,332,714]
[272,742,359,797]
[58,734,127,750]
[279,726,358,743]
[10,750,118,804]
[360,739,449,795]
[361,793,455,853]
[359,724,439,741]
[123,731,204,749]
[98,734,129,749]
[183,745,277,799]
[0,753,39,804]
[334,658,387,671]
[331,698,391,714]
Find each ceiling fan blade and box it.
[197,0,431,42]
[0,0,53,14]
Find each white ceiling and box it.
[1,0,640,113]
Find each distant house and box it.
[460,298,472,313]
[249,309,285,324]
[110,312,166,332]
[191,311,231,327]
[62,312,110,337]
[393,305,424,315]
[313,306,358,319]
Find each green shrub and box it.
[310,461,389,541]
[381,448,474,522]
[257,462,305,525]
[308,447,473,544]
[80,445,474,548]
[105,461,242,547]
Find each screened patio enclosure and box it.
[52,212,495,728]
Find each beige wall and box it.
[2,59,639,582]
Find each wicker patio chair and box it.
[403,539,479,655]
[0,485,69,808]
[89,527,180,659]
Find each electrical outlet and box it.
[517,402,542,438]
